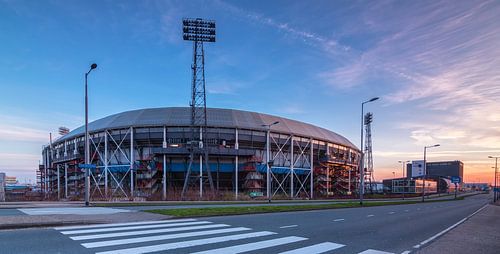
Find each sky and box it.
[0,0,499,184]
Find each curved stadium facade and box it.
[40,107,360,200]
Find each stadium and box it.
[39,107,360,201]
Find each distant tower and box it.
[181,18,216,199]
[364,112,375,193]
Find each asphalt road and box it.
[0,194,490,254]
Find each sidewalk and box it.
[416,203,500,254]
[0,208,170,230]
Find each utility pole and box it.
[262,121,279,202]
[488,156,499,202]
[359,97,379,205]
[84,63,97,207]
[422,144,440,202]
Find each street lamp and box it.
[84,63,97,207]
[488,156,499,202]
[398,160,410,200]
[422,144,440,202]
[262,121,279,202]
[359,97,379,205]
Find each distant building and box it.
[407,160,464,183]
[0,172,5,202]
[463,183,489,191]
[5,176,18,185]
[383,177,438,194]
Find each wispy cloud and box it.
[0,124,49,142]
[214,0,351,55]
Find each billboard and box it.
[411,160,425,177]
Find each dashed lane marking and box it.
[279,225,298,229]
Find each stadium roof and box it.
[60,107,358,150]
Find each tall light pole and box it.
[359,97,379,205]
[262,121,279,202]
[422,144,440,202]
[398,160,409,200]
[488,156,499,202]
[84,63,97,207]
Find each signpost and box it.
[451,176,461,199]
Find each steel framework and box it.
[364,112,375,193]
[181,18,216,198]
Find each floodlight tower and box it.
[181,18,216,199]
[364,112,375,193]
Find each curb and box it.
[0,221,97,230]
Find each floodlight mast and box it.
[181,18,216,199]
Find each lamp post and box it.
[422,144,440,202]
[488,156,499,202]
[359,97,379,205]
[262,121,279,203]
[84,63,97,207]
[398,160,409,200]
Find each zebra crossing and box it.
[53,219,394,254]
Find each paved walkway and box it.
[0,208,170,230]
[417,203,500,254]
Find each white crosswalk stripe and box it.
[70,223,230,241]
[60,220,211,235]
[279,242,345,254]
[358,249,395,254]
[54,218,196,230]
[96,231,277,254]
[191,236,307,254]
[53,219,394,254]
[82,227,251,248]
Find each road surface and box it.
[0,193,490,254]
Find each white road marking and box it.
[404,210,409,212]
[192,236,307,254]
[401,251,411,254]
[82,227,250,248]
[279,242,345,254]
[95,231,276,254]
[70,224,229,241]
[367,214,375,217]
[388,212,396,214]
[413,204,489,249]
[19,207,131,215]
[333,219,345,222]
[358,249,394,254]
[55,219,196,230]
[61,221,211,235]
[279,225,298,229]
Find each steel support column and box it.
[163,126,167,201]
[64,163,68,199]
[130,127,134,199]
[290,136,294,197]
[104,131,108,198]
[310,137,314,199]
[235,128,239,199]
[57,164,60,200]
[266,129,270,201]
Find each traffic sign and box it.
[451,176,461,183]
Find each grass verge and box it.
[146,198,465,218]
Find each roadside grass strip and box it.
[146,198,468,218]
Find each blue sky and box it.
[1,0,499,184]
